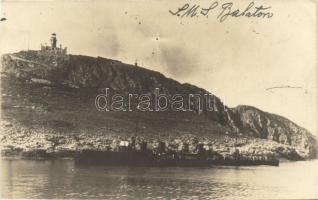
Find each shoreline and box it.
[0,148,309,162]
[1,130,313,162]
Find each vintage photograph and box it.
[0,0,317,199]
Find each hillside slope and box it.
[231,105,317,158]
[1,50,317,159]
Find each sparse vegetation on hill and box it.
[1,50,317,160]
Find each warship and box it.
[74,139,280,167]
[75,118,279,167]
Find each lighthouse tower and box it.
[50,33,57,49]
[40,33,67,55]
[39,33,69,64]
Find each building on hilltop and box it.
[39,33,69,66]
[51,33,57,49]
[40,33,68,55]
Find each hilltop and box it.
[1,50,317,160]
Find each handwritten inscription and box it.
[169,1,273,22]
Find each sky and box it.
[0,0,317,135]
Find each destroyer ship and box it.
[75,138,279,167]
[75,118,279,166]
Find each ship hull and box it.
[75,150,279,167]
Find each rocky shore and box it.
[0,120,310,161]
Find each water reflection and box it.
[1,159,317,199]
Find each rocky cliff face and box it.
[232,106,317,157]
[1,50,317,159]
[230,106,317,158]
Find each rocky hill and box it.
[231,105,317,158]
[1,50,317,160]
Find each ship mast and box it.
[135,118,139,135]
[235,131,237,151]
